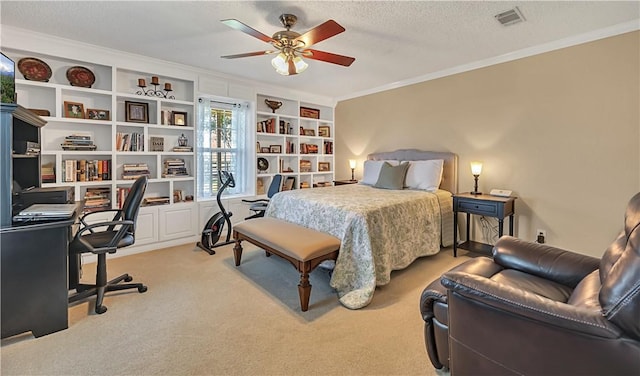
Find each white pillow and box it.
[361,160,399,185]
[403,159,444,191]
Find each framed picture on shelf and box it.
[318,162,330,172]
[303,129,315,136]
[86,108,110,120]
[161,110,172,125]
[64,101,85,119]
[318,125,330,137]
[270,144,282,154]
[283,176,295,191]
[300,106,320,119]
[172,111,187,126]
[125,101,148,123]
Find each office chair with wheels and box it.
[68,176,148,314]
[242,174,282,220]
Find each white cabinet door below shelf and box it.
[159,204,197,241]
[135,207,158,246]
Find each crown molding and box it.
[336,19,640,102]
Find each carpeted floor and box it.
[1,242,468,375]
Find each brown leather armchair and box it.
[420,192,640,375]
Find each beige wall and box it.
[335,31,639,257]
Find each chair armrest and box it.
[79,209,123,232]
[492,236,600,288]
[441,270,621,339]
[242,199,269,204]
[75,219,134,254]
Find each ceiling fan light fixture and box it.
[271,53,308,76]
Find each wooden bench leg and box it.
[298,270,312,312]
[233,240,243,266]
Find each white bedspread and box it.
[264,184,452,309]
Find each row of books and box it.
[324,141,334,154]
[84,187,111,213]
[257,118,276,133]
[300,143,319,154]
[122,163,150,180]
[61,134,97,151]
[116,132,144,152]
[62,159,111,182]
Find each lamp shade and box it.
[349,159,357,169]
[470,161,483,176]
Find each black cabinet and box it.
[0,104,46,226]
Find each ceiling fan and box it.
[220,14,355,76]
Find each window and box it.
[196,98,250,199]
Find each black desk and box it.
[0,209,79,339]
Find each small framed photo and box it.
[64,101,85,119]
[270,144,282,154]
[318,162,331,172]
[300,106,320,119]
[125,101,148,123]
[318,125,330,137]
[303,129,315,136]
[172,111,187,126]
[86,108,110,120]
[161,110,172,125]
[261,147,270,153]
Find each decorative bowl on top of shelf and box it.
[265,99,282,113]
[66,66,95,88]
[17,57,52,82]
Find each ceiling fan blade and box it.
[296,20,345,47]
[304,49,355,67]
[221,19,274,43]
[221,51,276,59]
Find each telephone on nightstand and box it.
[490,189,512,197]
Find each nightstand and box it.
[453,193,516,257]
[334,180,358,186]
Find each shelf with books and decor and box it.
[5,47,196,212]
[255,93,334,192]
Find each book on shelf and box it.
[41,163,55,183]
[116,187,130,208]
[257,118,276,133]
[122,163,150,180]
[143,196,170,206]
[62,134,97,151]
[162,158,188,177]
[83,187,111,213]
[324,141,333,154]
[172,146,193,152]
[62,159,111,182]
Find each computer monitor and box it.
[1,52,16,104]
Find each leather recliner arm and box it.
[492,236,600,288]
[441,271,622,339]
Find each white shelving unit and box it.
[6,48,198,248]
[255,93,334,193]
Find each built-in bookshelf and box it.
[5,48,196,208]
[255,93,335,193]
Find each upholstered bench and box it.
[232,218,340,311]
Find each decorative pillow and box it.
[374,162,409,190]
[361,160,399,185]
[404,159,444,191]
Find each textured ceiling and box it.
[1,1,638,101]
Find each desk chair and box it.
[68,176,148,314]
[243,174,282,220]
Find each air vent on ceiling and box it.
[495,6,526,26]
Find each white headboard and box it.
[367,149,458,193]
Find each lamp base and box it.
[470,191,483,195]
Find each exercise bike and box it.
[197,170,235,255]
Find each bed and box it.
[264,149,458,309]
